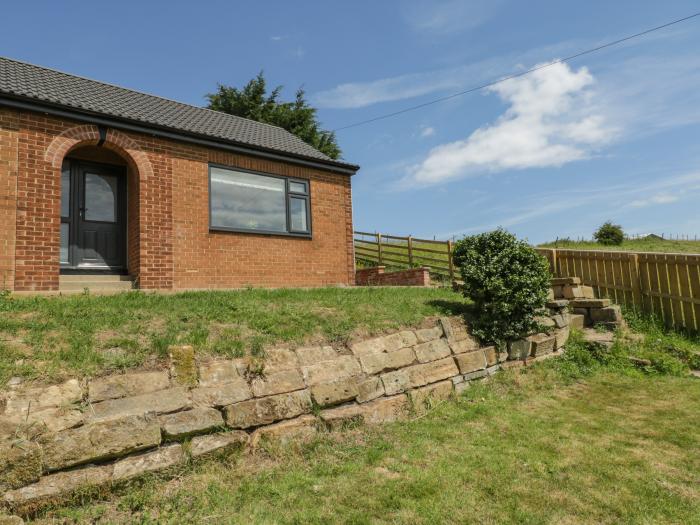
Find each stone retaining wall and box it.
[0,313,572,515]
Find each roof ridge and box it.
[0,55,316,142]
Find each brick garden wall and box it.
[356,266,431,286]
[0,108,355,291]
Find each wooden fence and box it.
[353,231,455,280]
[353,232,699,331]
[537,248,700,332]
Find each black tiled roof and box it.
[0,56,357,172]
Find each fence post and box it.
[630,253,643,311]
[551,249,558,277]
[377,233,383,265]
[447,240,455,281]
[407,236,414,267]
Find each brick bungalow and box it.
[0,57,358,292]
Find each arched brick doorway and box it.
[45,125,153,288]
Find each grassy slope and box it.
[38,325,700,524]
[539,237,700,254]
[0,287,467,385]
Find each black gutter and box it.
[0,95,360,176]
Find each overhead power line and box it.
[332,11,700,132]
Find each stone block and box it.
[311,378,359,407]
[552,313,570,328]
[1,407,84,441]
[483,346,498,367]
[3,464,112,509]
[0,514,24,525]
[535,316,556,328]
[250,415,318,448]
[0,441,42,491]
[356,347,416,375]
[454,350,487,374]
[570,298,611,308]
[380,369,410,395]
[590,305,623,324]
[405,357,460,388]
[159,408,224,439]
[198,360,241,387]
[295,345,338,366]
[356,376,384,403]
[551,277,581,286]
[349,336,385,356]
[192,380,252,408]
[580,286,595,299]
[361,395,411,424]
[90,387,191,420]
[189,431,249,458]
[169,345,197,387]
[320,404,365,430]
[224,389,312,429]
[41,414,161,472]
[408,380,453,415]
[454,381,471,395]
[570,314,585,329]
[562,285,584,299]
[264,347,300,370]
[3,379,83,419]
[546,299,569,310]
[438,317,454,339]
[528,333,556,357]
[448,335,480,355]
[112,444,184,482]
[88,371,170,403]
[251,368,305,397]
[486,365,501,376]
[413,338,451,363]
[414,326,443,343]
[463,369,489,381]
[385,331,418,351]
[301,356,361,386]
[552,285,564,299]
[554,326,570,350]
[507,339,531,360]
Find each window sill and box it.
[209,226,312,239]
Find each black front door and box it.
[60,160,126,270]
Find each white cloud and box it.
[420,126,436,137]
[270,35,284,41]
[404,63,617,186]
[628,193,679,208]
[402,0,504,35]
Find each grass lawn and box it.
[34,324,700,524]
[539,237,700,254]
[0,287,466,385]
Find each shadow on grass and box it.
[427,299,476,323]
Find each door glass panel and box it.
[61,165,70,218]
[289,181,307,194]
[289,197,308,232]
[84,173,118,222]
[60,223,69,263]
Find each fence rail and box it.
[353,232,699,331]
[353,231,455,280]
[537,248,700,332]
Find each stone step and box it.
[551,277,581,286]
[570,298,611,308]
[58,280,135,292]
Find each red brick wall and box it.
[0,108,355,291]
[356,266,431,287]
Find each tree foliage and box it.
[452,229,551,345]
[206,72,341,160]
[593,221,624,246]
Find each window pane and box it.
[61,165,70,218]
[60,223,69,263]
[289,181,307,194]
[84,173,117,222]
[210,168,286,232]
[290,197,308,232]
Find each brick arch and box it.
[44,124,153,180]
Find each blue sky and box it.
[3,1,700,243]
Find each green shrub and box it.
[593,221,624,245]
[452,229,551,345]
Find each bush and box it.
[452,229,551,345]
[593,221,624,245]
